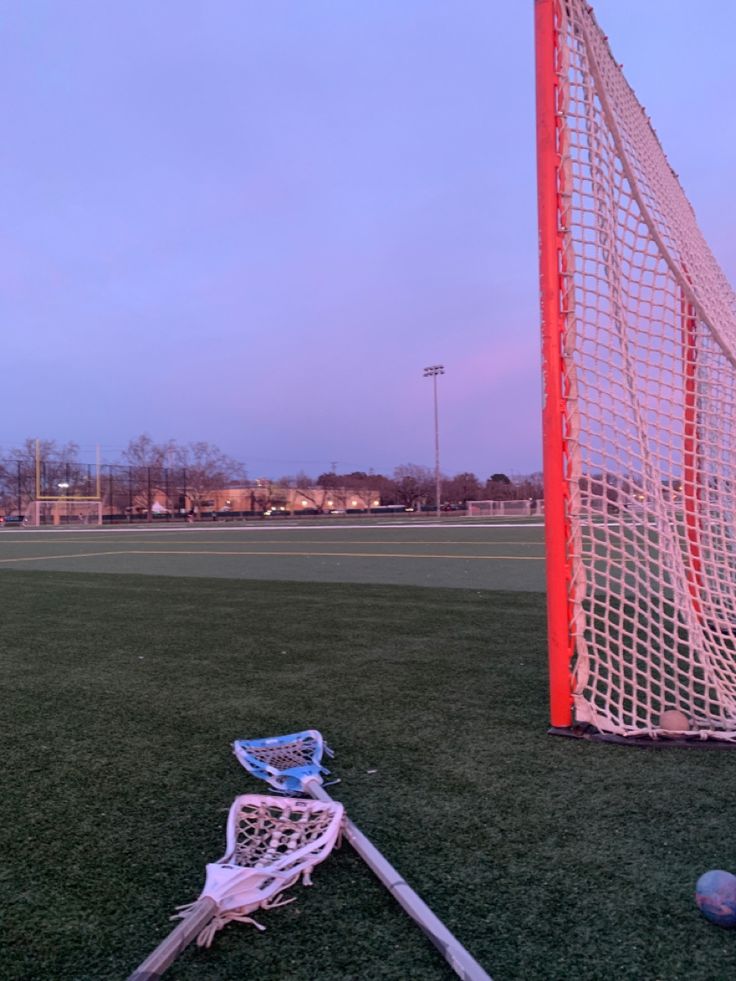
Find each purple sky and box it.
[1,1,734,479]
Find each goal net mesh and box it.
[557,0,736,739]
[28,500,103,526]
[467,500,538,517]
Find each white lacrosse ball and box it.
[659,709,690,733]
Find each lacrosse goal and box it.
[26,499,103,526]
[467,499,542,518]
[535,0,736,741]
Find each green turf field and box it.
[3,522,736,980]
[0,522,548,591]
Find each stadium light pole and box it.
[423,365,444,518]
[58,481,70,525]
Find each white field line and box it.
[0,548,545,564]
[0,538,545,547]
[0,550,130,564]
[4,520,545,535]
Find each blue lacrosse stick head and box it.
[233,729,333,793]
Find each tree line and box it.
[0,436,246,517]
[0,435,543,516]
[303,466,543,511]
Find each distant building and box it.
[209,484,381,514]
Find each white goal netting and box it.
[555,0,736,739]
[27,500,103,527]
[467,500,543,518]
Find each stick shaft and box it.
[127,896,218,981]
[305,779,491,981]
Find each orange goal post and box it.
[535,0,736,741]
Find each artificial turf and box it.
[2,569,736,980]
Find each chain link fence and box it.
[0,460,261,524]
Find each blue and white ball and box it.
[696,870,736,927]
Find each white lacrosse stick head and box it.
[179,793,343,930]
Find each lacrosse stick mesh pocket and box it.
[233,730,333,792]
[174,793,343,945]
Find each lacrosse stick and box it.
[233,731,492,981]
[127,792,343,980]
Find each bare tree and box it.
[172,441,247,516]
[122,434,175,470]
[513,472,544,502]
[292,483,331,512]
[442,472,482,506]
[253,480,288,512]
[392,464,434,510]
[117,436,247,519]
[0,439,82,514]
[121,435,177,521]
[276,471,329,511]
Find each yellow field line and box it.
[125,549,544,561]
[0,548,544,564]
[132,549,544,562]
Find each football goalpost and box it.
[535,0,736,741]
[26,441,103,527]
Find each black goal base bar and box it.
[548,724,736,750]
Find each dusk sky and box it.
[1,1,734,480]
